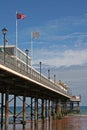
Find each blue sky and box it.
[0,0,87,105]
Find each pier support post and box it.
[53,100,56,118]
[5,91,9,130]
[57,100,62,119]
[55,100,58,116]
[42,98,45,122]
[13,95,16,130]
[48,99,50,119]
[23,95,26,130]
[63,102,67,115]
[45,99,47,118]
[35,96,38,127]
[48,99,51,130]
[70,102,73,112]
[51,100,53,116]
[31,97,33,121]
[77,102,80,113]
[1,93,4,130]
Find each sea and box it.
[0,106,87,115]
[0,106,87,121]
[8,106,87,115]
[80,106,87,114]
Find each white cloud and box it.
[33,48,87,67]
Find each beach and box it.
[3,114,87,130]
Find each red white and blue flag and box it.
[16,13,26,19]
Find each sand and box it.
[1,114,87,130]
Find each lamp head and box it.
[25,49,29,55]
[2,28,7,35]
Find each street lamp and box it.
[39,61,42,79]
[54,74,56,83]
[48,69,50,80]
[25,49,29,73]
[2,28,8,64]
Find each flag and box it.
[16,12,26,56]
[32,32,40,38]
[16,13,26,19]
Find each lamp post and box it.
[25,49,29,73]
[54,74,56,83]
[40,61,42,79]
[2,28,8,64]
[48,69,50,80]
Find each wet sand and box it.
[2,115,87,130]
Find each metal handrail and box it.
[0,52,70,97]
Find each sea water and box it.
[80,106,87,115]
[8,106,87,115]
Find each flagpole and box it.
[31,32,33,67]
[30,32,40,67]
[16,11,18,57]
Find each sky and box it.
[0,0,87,106]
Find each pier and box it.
[0,46,81,130]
